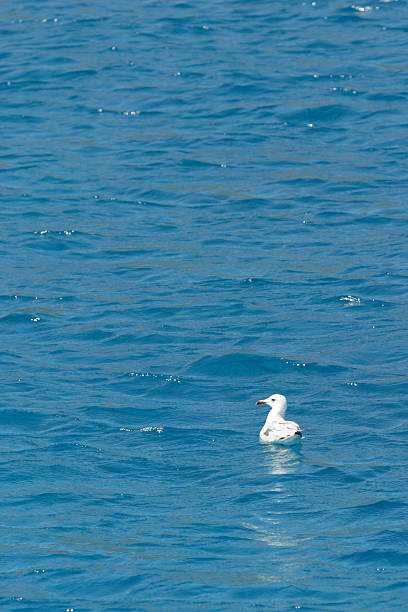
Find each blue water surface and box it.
[1,0,408,610]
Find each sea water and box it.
[1,0,408,610]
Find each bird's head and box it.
[256,393,287,417]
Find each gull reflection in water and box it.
[262,443,302,475]
[242,446,305,552]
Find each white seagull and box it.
[256,393,302,445]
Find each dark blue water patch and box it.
[0,409,50,433]
[185,353,284,378]
[370,529,408,549]
[185,353,348,382]
[309,466,364,484]
[338,548,408,567]
[281,104,356,125]
[349,499,407,514]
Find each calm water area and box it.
[1,1,408,610]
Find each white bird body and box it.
[256,393,302,445]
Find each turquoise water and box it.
[1,1,408,610]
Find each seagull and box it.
[256,393,302,445]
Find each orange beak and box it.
[256,400,266,405]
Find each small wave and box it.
[129,371,181,384]
[120,426,164,434]
[340,295,361,306]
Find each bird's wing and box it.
[261,420,301,442]
[283,420,301,432]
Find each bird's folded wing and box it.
[282,420,300,432]
[262,421,301,442]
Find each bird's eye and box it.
[272,398,275,402]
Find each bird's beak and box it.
[256,400,266,405]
